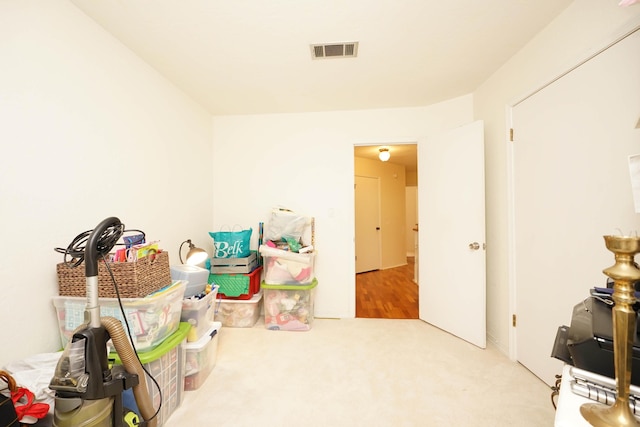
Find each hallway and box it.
[355,257,418,319]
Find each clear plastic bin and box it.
[214,291,263,327]
[112,322,190,427]
[259,245,315,285]
[170,264,210,297]
[181,285,218,342]
[184,322,221,391]
[262,279,317,331]
[52,280,186,352]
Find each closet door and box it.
[512,29,640,386]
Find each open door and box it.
[419,120,486,348]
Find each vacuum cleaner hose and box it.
[101,317,158,427]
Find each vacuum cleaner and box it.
[49,217,158,427]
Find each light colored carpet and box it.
[165,318,555,427]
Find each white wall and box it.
[211,95,473,319]
[474,0,640,355]
[0,1,213,367]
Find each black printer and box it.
[552,290,640,386]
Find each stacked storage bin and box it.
[171,263,218,342]
[54,238,194,427]
[209,251,264,327]
[181,284,218,339]
[184,321,222,390]
[53,282,193,426]
[260,247,317,331]
[176,266,222,391]
[53,280,188,353]
[112,322,191,427]
[259,213,317,331]
[170,263,211,298]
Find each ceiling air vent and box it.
[311,42,359,59]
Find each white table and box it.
[554,365,601,427]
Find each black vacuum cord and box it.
[54,225,122,267]
[54,218,144,271]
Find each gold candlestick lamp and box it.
[581,235,640,426]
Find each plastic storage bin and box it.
[53,281,187,352]
[262,279,318,331]
[214,291,263,327]
[210,266,262,299]
[259,246,315,285]
[181,285,218,342]
[112,322,190,427]
[184,321,221,391]
[170,264,210,297]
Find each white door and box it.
[355,175,382,273]
[511,29,640,386]
[419,120,486,348]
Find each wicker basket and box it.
[56,251,172,298]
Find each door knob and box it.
[469,242,480,250]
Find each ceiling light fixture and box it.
[379,147,390,162]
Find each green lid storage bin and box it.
[261,279,318,331]
[111,322,190,426]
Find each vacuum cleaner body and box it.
[50,325,139,427]
[50,217,155,427]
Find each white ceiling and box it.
[70,0,573,117]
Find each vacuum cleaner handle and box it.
[85,216,123,277]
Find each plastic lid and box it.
[145,280,186,299]
[217,290,263,303]
[171,264,208,273]
[260,278,318,291]
[185,321,221,350]
[51,280,187,304]
[111,322,191,365]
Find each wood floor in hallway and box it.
[355,257,419,319]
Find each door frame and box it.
[506,106,518,361]
[353,140,419,315]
